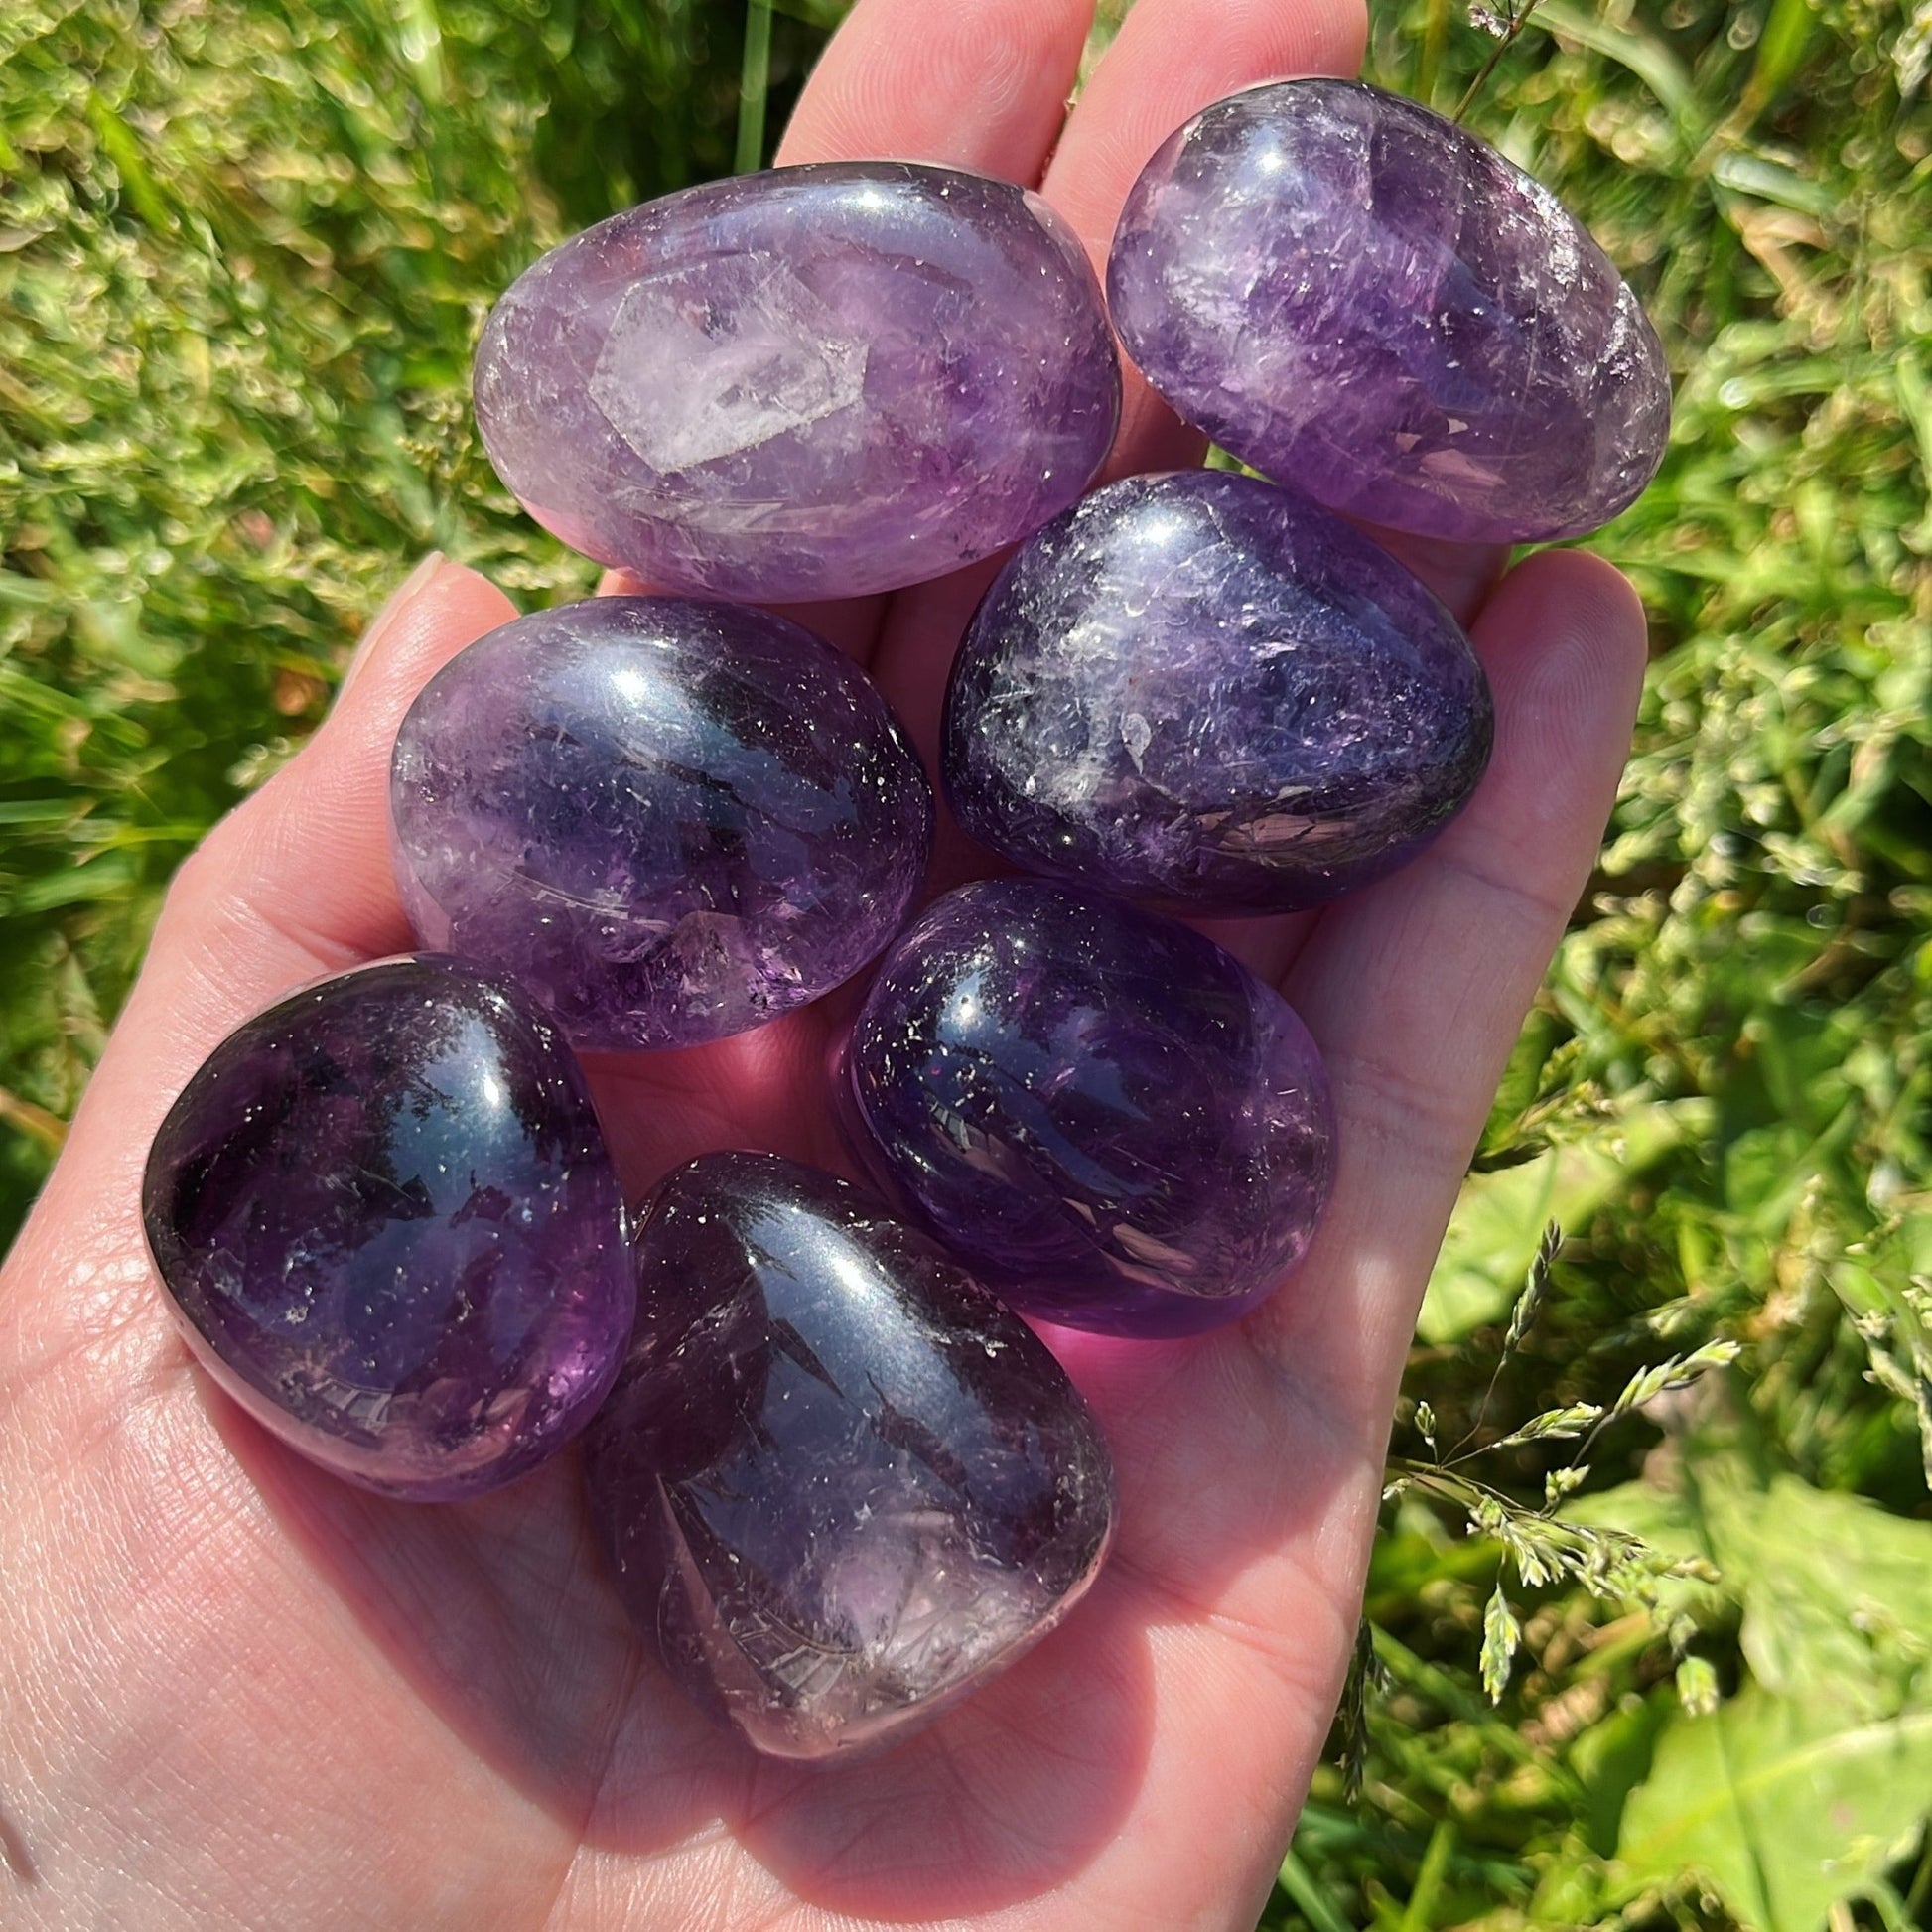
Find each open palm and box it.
[0,0,1647,1923]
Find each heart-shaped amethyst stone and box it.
[841,879,1336,1337]
[475,162,1120,599]
[142,956,633,1500]
[391,597,932,1051]
[944,470,1492,914]
[1109,78,1670,543]
[582,1152,1115,1759]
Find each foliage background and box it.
[3,0,1930,1924]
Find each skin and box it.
[0,0,1648,1925]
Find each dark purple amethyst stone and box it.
[1108,79,1671,544]
[390,597,932,1052]
[475,163,1121,599]
[943,470,1492,914]
[142,956,633,1501]
[841,879,1336,1337]
[582,1152,1115,1759]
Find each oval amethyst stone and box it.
[841,879,1336,1338]
[475,163,1121,600]
[142,956,633,1501]
[944,470,1492,914]
[391,597,932,1052]
[1109,79,1671,543]
[582,1152,1115,1759]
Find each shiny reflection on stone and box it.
[1109,79,1670,544]
[475,163,1121,599]
[842,879,1336,1337]
[391,597,932,1052]
[945,470,1492,914]
[581,1152,1116,1759]
[142,956,634,1500]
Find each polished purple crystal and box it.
[1109,79,1671,543]
[475,163,1121,600]
[841,879,1336,1338]
[944,469,1492,914]
[582,1152,1115,1759]
[390,597,932,1052]
[142,956,633,1501]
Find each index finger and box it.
[1042,0,1369,481]
[777,0,1094,179]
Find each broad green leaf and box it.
[1574,1469,1932,1713]
[1567,1688,1677,1859]
[1705,1476,1932,1718]
[1420,1102,1700,1343]
[1564,1475,1728,1625]
[1618,1687,1932,1930]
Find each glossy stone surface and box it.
[391,597,932,1052]
[1109,78,1671,544]
[842,879,1336,1337]
[142,956,633,1501]
[945,470,1492,914]
[476,163,1120,600]
[582,1153,1115,1759]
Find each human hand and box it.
[0,0,1646,1923]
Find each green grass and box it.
[3,1,1930,1925]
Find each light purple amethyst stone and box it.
[1108,79,1671,544]
[390,597,932,1052]
[475,163,1121,601]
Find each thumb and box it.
[129,556,515,1072]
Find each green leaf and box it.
[1420,1101,1702,1343]
[1746,0,1817,111]
[1527,0,1699,127]
[1277,1849,1354,1932]
[1570,1687,1676,1858]
[1709,149,1836,220]
[1398,1818,1456,1931]
[1704,1476,1932,1719]
[1576,1468,1932,1717]
[734,0,774,175]
[1618,1687,1932,1930]
[1564,1477,1727,1625]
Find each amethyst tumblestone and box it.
[582,1152,1115,1759]
[1109,78,1671,544]
[391,597,932,1052]
[944,469,1492,914]
[476,162,1121,600]
[841,879,1336,1338]
[142,956,634,1501]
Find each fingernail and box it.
[338,551,448,703]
